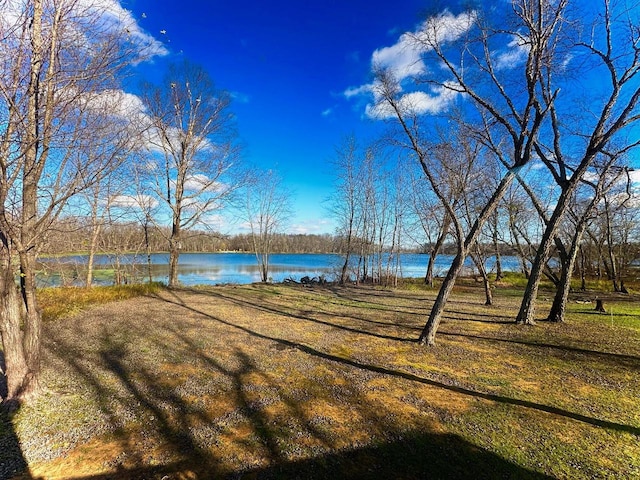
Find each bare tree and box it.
[0,0,159,402]
[140,61,241,288]
[515,0,640,325]
[243,169,292,282]
[361,0,561,345]
[330,135,365,285]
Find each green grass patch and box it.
[38,282,164,321]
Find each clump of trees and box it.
[0,0,166,403]
[0,1,246,404]
[342,0,640,345]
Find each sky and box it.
[122,0,442,235]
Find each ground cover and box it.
[3,280,640,479]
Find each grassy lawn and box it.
[3,280,640,479]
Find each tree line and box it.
[41,218,339,256]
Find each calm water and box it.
[39,252,521,286]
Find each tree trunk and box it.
[419,168,517,345]
[547,256,573,323]
[168,239,180,287]
[492,213,503,281]
[579,246,586,291]
[260,253,269,282]
[18,250,42,397]
[340,252,351,285]
[419,249,467,345]
[425,218,449,287]
[516,180,578,325]
[0,244,30,402]
[547,213,594,323]
[86,223,101,287]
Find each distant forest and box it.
[41,219,342,255]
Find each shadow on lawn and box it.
[33,287,638,479]
[199,287,418,343]
[167,289,640,436]
[42,325,553,480]
[52,431,554,480]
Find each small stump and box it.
[594,298,606,313]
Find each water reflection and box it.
[38,252,521,287]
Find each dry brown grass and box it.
[5,282,640,479]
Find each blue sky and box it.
[125,0,439,234]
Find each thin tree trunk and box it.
[86,223,101,287]
[419,168,517,345]
[492,213,503,281]
[471,252,493,306]
[425,216,449,287]
[579,245,586,291]
[419,249,467,345]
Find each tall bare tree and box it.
[363,0,562,344]
[0,0,159,402]
[141,62,241,287]
[243,169,292,282]
[515,0,640,325]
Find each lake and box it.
[38,252,522,287]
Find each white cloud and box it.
[365,82,462,119]
[344,83,374,98]
[183,174,228,193]
[76,0,168,59]
[372,10,476,83]
[289,218,335,235]
[82,89,147,119]
[372,32,427,81]
[493,35,530,70]
[109,194,158,209]
[345,10,476,118]
[0,0,168,61]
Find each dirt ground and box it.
[5,283,640,479]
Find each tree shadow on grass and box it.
[41,328,554,480]
[438,331,640,369]
[31,288,639,479]
[196,287,417,343]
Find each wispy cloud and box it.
[289,218,334,235]
[344,10,476,119]
[321,106,336,117]
[230,91,251,104]
[493,35,529,70]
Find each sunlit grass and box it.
[8,280,640,478]
[38,282,164,321]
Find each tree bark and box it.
[0,244,29,402]
[516,178,579,325]
[168,238,180,287]
[419,249,467,345]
